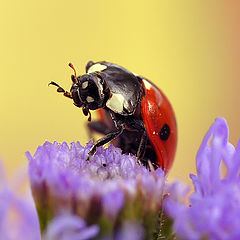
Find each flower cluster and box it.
[164,118,240,240]
[0,164,40,240]
[0,162,100,240]
[26,141,166,239]
[2,117,239,240]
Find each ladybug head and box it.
[77,73,109,110]
[69,63,110,120]
[68,63,109,111]
[49,63,110,121]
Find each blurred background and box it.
[0,0,240,183]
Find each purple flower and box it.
[114,221,145,240]
[27,141,166,238]
[0,163,40,240]
[44,215,99,240]
[164,118,240,240]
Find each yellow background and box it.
[1,1,240,183]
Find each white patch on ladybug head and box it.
[87,63,107,74]
[106,93,125,114]
[142,79,152,90]
[81,81,88,89]
[86,96,95,103]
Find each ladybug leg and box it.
[87,121,112,135]
[48,81,72,99]
[137,129,148,159]
[87,125,124,160]
[87,121,113,142]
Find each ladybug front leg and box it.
[48,81,72,99]
[87,125,124,160]
[87,121,113,142]
[87,121,113,136]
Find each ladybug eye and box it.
[159,124,170,141]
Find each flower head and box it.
[27,141,166,238]
[0,163,40,240]
[164,118,240,240]
[44,215,99,240]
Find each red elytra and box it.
[141,80,177,173]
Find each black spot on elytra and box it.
[159,124,170,141]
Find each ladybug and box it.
[49,61,177,173]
